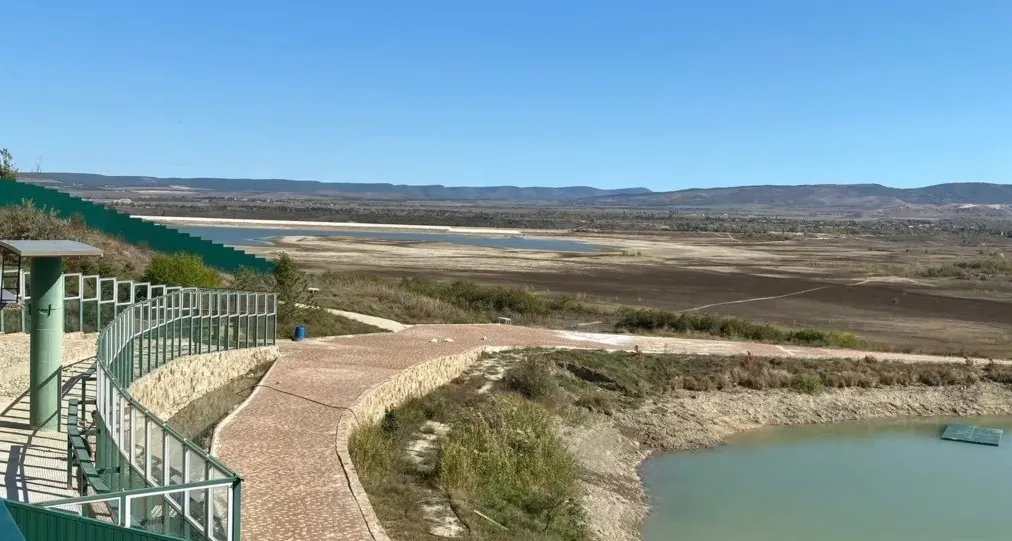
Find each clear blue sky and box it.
[5,1,1011,190]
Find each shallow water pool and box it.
[641,417,1012,541]
[174,225,610,252]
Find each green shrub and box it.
[573,393,615,415]
[984,363,1012,384]
[231,267,272,291]
[790,373,824,394]
[311,272,477,324]
[503,358,557,402]
[273,252,310,323]
[440,395,586,538]
[276,306,382,339]
[0,148,17,180]
[381,410,400,433]
[920,256,1012,280]
[399,277,594,320]
[142,252,222,288]
[347,424,396,481]
[614,308,864,348]
[0,201,71,240]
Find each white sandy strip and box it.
[289,303,408,332]
[131,215,522,236]
[553,331,637,347]
[319,308,409,333]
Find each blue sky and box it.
[4,1,1011,190]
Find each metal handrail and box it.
[41,478,236,508]
[49,285,276,541]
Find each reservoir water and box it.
[641,417,1012,541]
[174,225,609,252]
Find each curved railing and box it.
[43,288,276,541]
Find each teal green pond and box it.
[641,417,1012,541]
[174,225,610,252]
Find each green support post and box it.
[29,256,64,431]
[1,240,102,430]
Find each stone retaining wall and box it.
[130,346,280,419]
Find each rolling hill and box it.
[19,173,651,201]
[587,183,1012,211]
[17,173,1012,211]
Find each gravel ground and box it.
[0,333,97,398]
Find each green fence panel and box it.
[0,500,25,541]
[0,182,272,273]
[4,501,184,541]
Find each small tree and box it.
[231,267,271,292]
[273,252,310,322]
[143,253,222,288]
[0,149,18,180]
[273,252,311,321]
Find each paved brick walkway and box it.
[212,324,1005,541]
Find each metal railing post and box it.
[41,278,267,539]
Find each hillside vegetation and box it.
[919,254,1012,280]
[0,201,154,278]
[311,273,895,350]
[0,204,379,337]
[310,272,600,326]
[25,172,1012,211]
[614,308,862,348]
[232,258,385,338]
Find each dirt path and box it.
[681,276,932,312]
[317,307,409,332]
[210,324,1009,541]
[683,285,832,312]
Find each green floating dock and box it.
[941,424,1003,447]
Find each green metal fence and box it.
[0,182,272,273]
[1,270,187,334]
[4,282,277,541]
[5,500,184,541]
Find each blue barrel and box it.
[293,325,306,341]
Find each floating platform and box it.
[941,424,1003,447]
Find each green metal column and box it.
[29,256,64,431]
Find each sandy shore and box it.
[133,215,526,236]
[576,382,1012,541]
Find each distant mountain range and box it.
[21,173,650,201]
[588,183,1012,210]
[18,173,1012,211]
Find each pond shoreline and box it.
[580,382,1012,541]
[134,215,526,236]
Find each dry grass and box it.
[349,385,586,541]
[312,272,478,323]
[348,346,1012,541]
[920,255,1012,280]
[532,349,1009,400]
[614,308,862,348]
[276,306,384,339]
[311,272,600,326]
